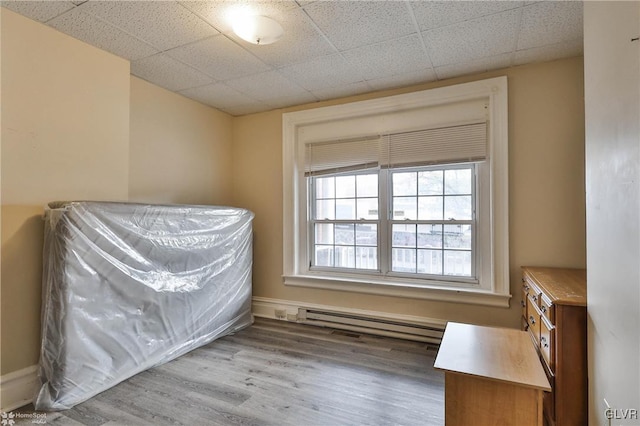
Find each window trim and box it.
[283,77,510,308]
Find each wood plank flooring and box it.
[14,318,444,425]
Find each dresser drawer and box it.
[540,295,555,325]
[540,315,555,371]
[521,287,528,330]
[527,295,541,345]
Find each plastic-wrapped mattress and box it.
[34,201,254,411]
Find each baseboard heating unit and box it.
[298,308,444,344]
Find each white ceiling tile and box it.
[342,34,431,81]
[311,81,372,101]
[80,1,218,51]
[6,0,586,116]
[48,8,158,61]
[165,35,270,81]
[304,1,416,51]
[2,1,74,22]
[435,53,513,80]
[367,68,437,91]
[179,82,259,109]
[226,8,335,68]
[517,1,583,50]
[180,0,298,34]
[411,1,524,31]
[131,54,213,92]
[224,70,310,102]
[279,53,365,91]
[424,8,520,67]
[514,38,583,66]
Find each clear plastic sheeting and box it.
[34,201,254,411]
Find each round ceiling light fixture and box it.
[232,15,283,45]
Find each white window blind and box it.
[305,122,487,176]
[381,122,487,167]
[305,136,380,176]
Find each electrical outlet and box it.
[286,313,298,322]
[275,309,286,319]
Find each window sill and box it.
[283,274,512,308]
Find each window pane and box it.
[444,224,472,249]
[336,199,356,219]
[393,196,417,220]
[335,246,355,268]
[357,174,378,197]
[393,224,416,247]
[417,249,443,275]
[418,170,443,195]
[393,172,417,196]
[444,250,472,276]
[444,195,472,220]
[357,198,378,219]
[335,223,355,245]
[445,169,472,195]
[315,176,335,199]
[315,245,334,267]
[315,199,335,220]
[356,224,377,246]
[418,196,443,220]
[356,246,377,270]
[336,175,355,198]
[418,224,442,248]
[315,223,334,244]
[392,248,416,273]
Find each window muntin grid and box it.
[309,165,476,280]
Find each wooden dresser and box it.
[521,266,587,426]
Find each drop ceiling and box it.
[1,0,583,116]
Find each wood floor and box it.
[15,318,444,425]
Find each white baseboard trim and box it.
[0,365,38,412]
[252,296,447,342]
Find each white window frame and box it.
[283,77,510,307]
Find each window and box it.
[283,77,510,307]
[309,165,478,282]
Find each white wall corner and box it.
[0,365,38,412]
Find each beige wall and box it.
[233,56,586,329]
[1,9,130,375]
[129,77,233,205]
[0,9,235,379]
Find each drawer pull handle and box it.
[541,336,549,348]
[533,295,538,302]
[521,300,526,308]
[524,285,530,292]
[529,315,535,325]
[541,305,547,313]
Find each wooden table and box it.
[434,322,551,426]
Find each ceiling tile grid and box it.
[423,8,522,68]
[1,0,585,116]
[164,34,270,81]
[130,53,213,92]
[48,7,159,61]
[1,0,74,23]
[78,1,220,51]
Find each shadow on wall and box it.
[1,206,46,374]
